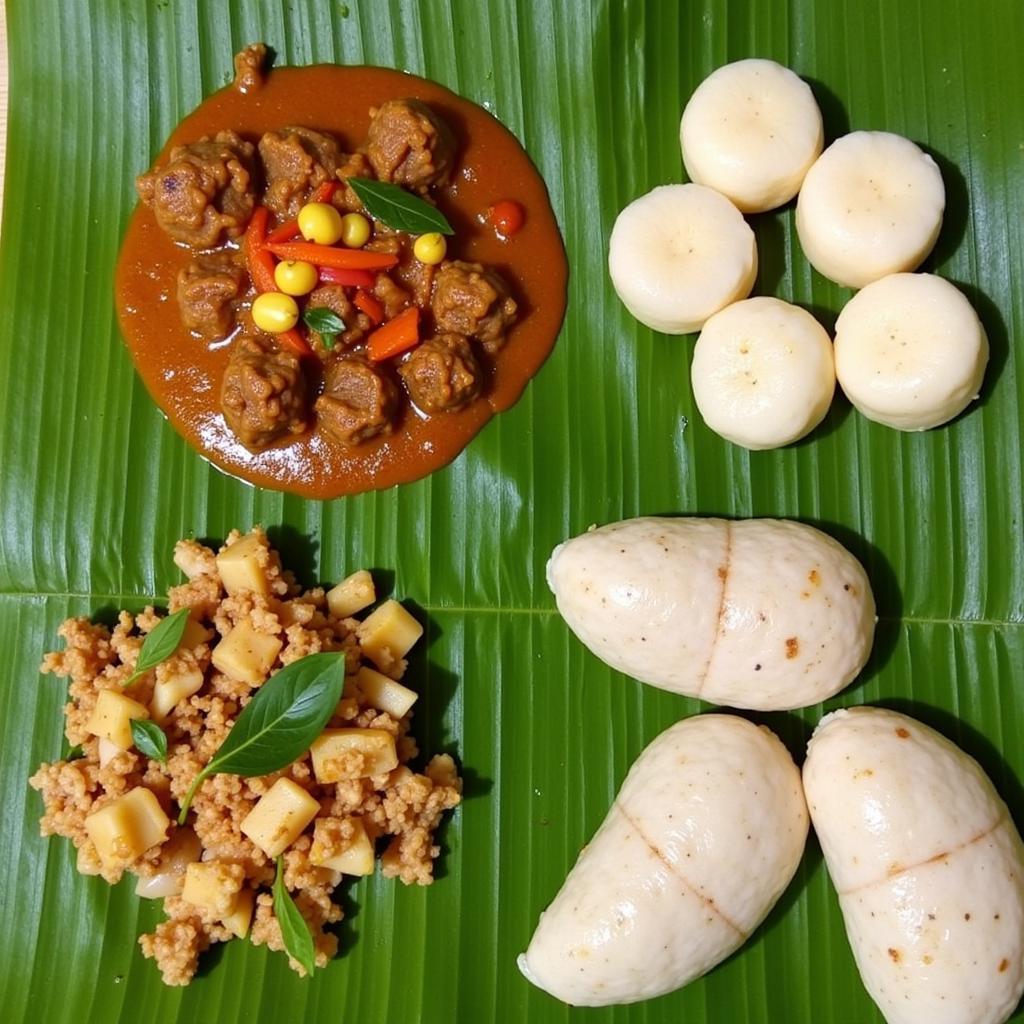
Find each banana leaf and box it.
[1,1,1023,1021]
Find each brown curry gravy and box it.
[115,64,567,499]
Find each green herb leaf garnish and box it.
[65,744,85,761]
[303,307,346,350]
[124,607,190,687]
[176,652,346,823]
[274,855,316,976]
[131,719,169,764]
[347,177,453,236]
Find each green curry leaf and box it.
[130,719,168,764]
[347,177,453,235]
[123,608,190,687]
[273,856,316,977]
[176,652,346,823]
[303,307,346,350]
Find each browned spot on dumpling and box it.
[808,569,820,585]
[896,727,910,738]
[999,958,1010,972]
[717,565,728,581]
[888,948,902,963]
[854,768,874,780]
[785,637,799,659]
[923,955,934,965]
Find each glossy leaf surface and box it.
[1,1,1023,1022]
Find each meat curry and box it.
[116,45,567,498]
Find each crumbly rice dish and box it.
[29,527,461,985]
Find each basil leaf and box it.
[347,177,453,235]
[64,744,85,761]
[273,855,316,977]
[304,308,345,334]
[124,607,190,687]
[303,307,345,351]
[131,719,168,764]
[177,651,345,823]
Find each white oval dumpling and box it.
[834,272,988,430]
[804,707,1024,1024]
[547,516,875,711]
[796,131,945,288]
[681,58,824,213]
[608,183,757,335]
[692,296,836,449]
[519,714,808,1005]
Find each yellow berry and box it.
[413,232,447,265]
[341,212,372,248]
[297,202,344,245]
[252,291,299,333]
[273,260,318,296]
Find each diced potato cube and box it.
[151,662,204,723]
[85,689,149,750]
[216,532,271,598]
[211,620,282,684]
[240,778,320,858]
[179,617,213,651]
[356,600,423,675]
[85,787,170,871]
[310,728,398,783]
[135,827,202,899]
[98,737,122,768]
[309,817,375,875]
[222,887,255,938]
[356,666,417,719]
[181,860,245,916]
[326,570,376,619]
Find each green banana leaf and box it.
[2,0,1022,1021]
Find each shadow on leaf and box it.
[949,279,1009,411]
[921,145,970,270]
[805,78,851,143]
[266,524,320,589]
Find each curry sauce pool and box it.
[116,45,567,497]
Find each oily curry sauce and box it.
[116,64,567,498]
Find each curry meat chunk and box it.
[176,252,246,338]
[136,131,256,249]
[304,284,370,351]
[365,98,456,191]
[431,260,518,355]
[315,355,399,447]
[258,126,344,219]
[220,335,309,450]
[399,334,482,413]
